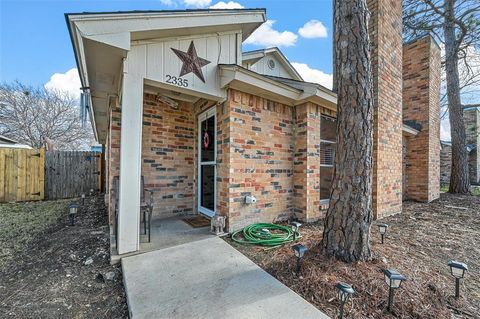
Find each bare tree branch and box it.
[0,81,94,150]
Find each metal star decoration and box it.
[171,41,211,83]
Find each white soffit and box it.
[84,32,131,51]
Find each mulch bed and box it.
[0,195,128,318]
[228,193,480,318]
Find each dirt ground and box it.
[0,195,128,318]
[229,193,480,319]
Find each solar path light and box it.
[335,282,354,319]
[290,221,301,241]
[292,244,308,275]
[447,260,468,298]
[81,193,85,205]
[382,268,406,312]
[69,203,79,226]
[378,223,388,244]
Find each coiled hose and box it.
[231,223,299,248]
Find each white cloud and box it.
[209,1,243,9]
[183,0,211,7]
[244,20,298,47]
[298,20,328,39]
[291,62,333,89]
[160,0,175,5]
[44,68,81,99]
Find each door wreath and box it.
[203,130,210,149]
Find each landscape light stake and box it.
[378,223,388,244]
[292,244,307,275]
[382,269,406,312]
[69,203,79,226]
[290,221,302,241]
[335,282,354,319]
[447,260,468,298]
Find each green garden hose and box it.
[231,223,299,248]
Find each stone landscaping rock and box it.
[84,257,93,265]
[104,271,116,281]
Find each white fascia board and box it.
[242,50,265,61]
[69,23,100,142]
[71,10,265,40]
[295,92,337,110]
[220,65,301,102]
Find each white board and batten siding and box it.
[244,54,293,79]
[126,32,241,99]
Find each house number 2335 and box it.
[166,75,189,87]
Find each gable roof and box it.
[242,47,303,81]
[219,64,336,109]
[66,8,266,143]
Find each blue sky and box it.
[0,0,333,88]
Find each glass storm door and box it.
[197,108,216,217]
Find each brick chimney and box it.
[367,0,404,218]
[403,35,441,201]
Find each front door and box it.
[197,108,216,217]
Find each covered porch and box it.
[108,83,225,256]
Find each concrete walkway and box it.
[122,237,329,319]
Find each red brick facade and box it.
[105,90,337,231]
[464,109,480,184]
[402,36,441,201]
[104,4,443,233]
[141,94,195,217]
[368,0,404,218]
[225,90,295,230]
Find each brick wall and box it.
[293,102,322,222]
[106,94,197,220]
[368,0,404,218]
[225,89,295,231]
[464,108,480,184]
[106,106,121,224]
[402,36,441,201]
[440,143,452,185]
[142,93,195,217]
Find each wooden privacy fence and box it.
[45,151,101,200]
[0,148,45,202]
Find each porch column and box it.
[293,102,321,222]
[118,71,144,254]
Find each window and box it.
[320,115,336,200]
[320,141,335,166]
[320,116,336,167]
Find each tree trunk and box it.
[444,0,470,194]
[321,0,374,262]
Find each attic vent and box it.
[267,59,276,70]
